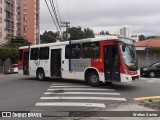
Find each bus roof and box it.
[19,36,119,49]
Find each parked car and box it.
[8,64,18,73]
[141,62,160,78]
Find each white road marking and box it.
[50,86,89,88]
[47,88,115,91]
[147,81,154,83]
[127,82,132,84]
[40,96,127,101]
[35,102,106,108]
[52,84,84,86]
[44,92,120,95]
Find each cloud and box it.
[40,0,160,35]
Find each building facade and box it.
[16,0,40,44]
[0,0,2,46]
[0,0,40,46]
[0,0,16,46]
[120,27,132,38]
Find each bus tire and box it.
[37,69,45,81]
[87,72,101,87]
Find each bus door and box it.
[104,45,120,82]
[51,49,61,77]
[23,51,29,75]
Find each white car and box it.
[8,64,18,73]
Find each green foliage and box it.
[149,47,160,52]
[0,48,18,61]
[84,28,94,38]
[105,31,110,35]
[100,30,105,35]
[68,27,85,40]
[139,35,160,41]
[68,27,94,40]
[139,35,147,41]
[4,36,31,48]
[100,30,109,35]
[40,31,57,43]
[40,27,95,43]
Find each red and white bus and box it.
[18,36,140,86]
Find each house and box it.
[134,38,160,67]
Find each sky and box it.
[40,0,160,36]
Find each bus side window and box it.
[82,42,100,58]
[30,48,39,60]
[39,47,49,60]
[19,49,23,60]
[65,44,81,59]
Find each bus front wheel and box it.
[37,69,45,81]
[87,72,101,87]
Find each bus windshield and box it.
[120,42,138,71]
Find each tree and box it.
[147,36,157,39]
[0,48,18,72]
[40,31,57,43]
[100,30,105,35]
[139,35,146,41]
[84,28,94,38]
[105,31,110,35]
[68,27,85,40]
[5,36,31,48]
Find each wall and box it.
[137,50,160,67]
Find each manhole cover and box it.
[54,89,66,93]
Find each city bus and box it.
[18,36,140,86]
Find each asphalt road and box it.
[0,74,160,118]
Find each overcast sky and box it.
[40,0,160,36]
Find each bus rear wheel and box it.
[37,69,45,81]
[87,72,101,87]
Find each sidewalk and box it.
[62,102,160,120]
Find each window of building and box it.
[65,44,81,59]
[82,42,100,58]
[39,47,49,60]
[30,48,39,60]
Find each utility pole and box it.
[61,22,70,41]
[61,22,72,71]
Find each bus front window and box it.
[120,43,138,71]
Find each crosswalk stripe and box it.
[40,96,127,101]
[35,102,106,108]
[47,88,115,91]
[52,84,85,86]
[44,92,120,95]
[50,86,89,88]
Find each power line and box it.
[55,0,65,32]
[55,0,62,22]
[49,0,62,34]
[45,0,59,32]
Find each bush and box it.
[149,47,160,52]
[0,48,18,61]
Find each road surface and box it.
[0,74,160,118]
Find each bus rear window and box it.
[19,49,23,60]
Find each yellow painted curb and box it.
[133,96,160,101]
